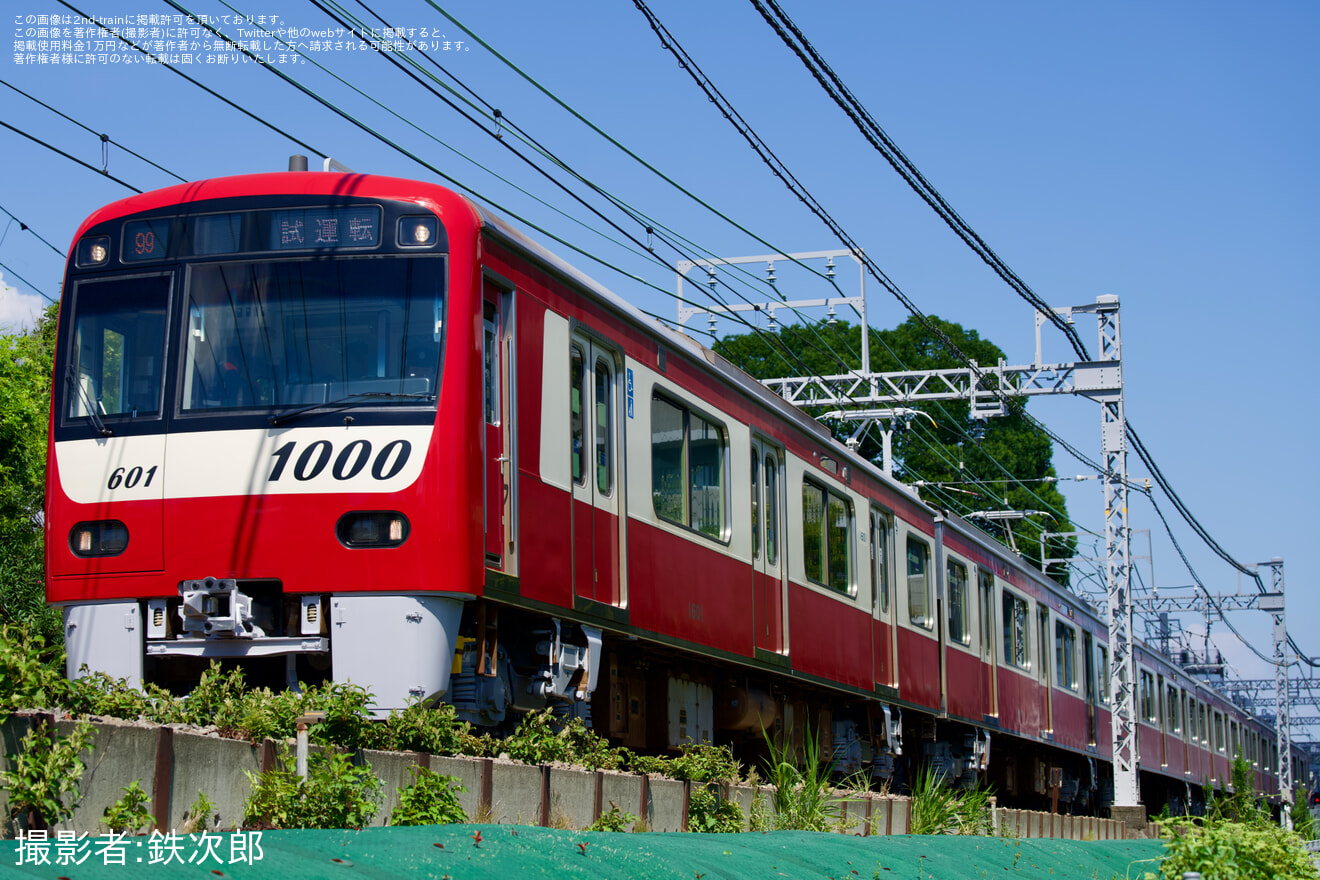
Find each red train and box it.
[46,169,1299,812]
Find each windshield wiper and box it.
[64,365,112,437]
[268,392,436,426]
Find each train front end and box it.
[45,172,485,710]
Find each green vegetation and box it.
[102,779,153,834]
[389,766,467,826]
[761,723,843,832]
[182,790,218,834]
[243,749,382,830]
[908,765,992,835]
[0,303,61,644]
[584,801,638,832]
[0,718,94,830]
[1145,752,1316,880]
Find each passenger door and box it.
[978,568,998,718]
[570,335,621,606]
[871,508,897,687]
[482,283,512,566]
[752,438,785,654]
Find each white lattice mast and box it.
[1085,297,1138,808]
[1261,557,1292,825]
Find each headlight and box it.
[69,521,129,557]
[336,512,409,548]
[397,216,438,248]
[75,235,111,267]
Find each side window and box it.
[802,480,853,594]
[1140,672,1156,723]
[906,536,931,628]
[1054,621,1077,690]
[650,393,726,540]
[570,346,585,486]
[1002,590,1030,669]
[594,358,613,495]
[947,560,970,646]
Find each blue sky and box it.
[3,0,1317,726]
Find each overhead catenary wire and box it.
[1,77,188,183]
[0,201,68,259]
[742,0,1281,629]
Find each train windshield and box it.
[181,257,445,413]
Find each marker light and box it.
[75,235,111,267]
[397,216,437,248]
[69,520,129,557]
[336,511,410,548]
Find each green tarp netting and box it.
[0,825,1167,880]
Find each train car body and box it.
[46,170,1290,812]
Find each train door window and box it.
[751,456,760,560]
[1082,632,1095,698]
[1231,721,1239,758]
[1167,684,1180,734]
[1098,646,1110,703]
[803,480,854,595]
[1054,621,1077,690]
[594,358,613,495]
[764,454,779,565]
[66,274,171,422]
[905,536,931,628]
[1002,590,1029,669]
[978,570,994,659]
[1036,606,1050,685]
[947,560,970,646]
[871,512,890,614]
[570,346,586,485]
[651,393,727,541]
[1214,712,1224,753]
[1199,703,1208,746]
[483,304,499,425]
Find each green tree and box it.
[0,302,61,641]
[713,317,1074,576]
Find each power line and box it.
[0,201,68,259]
[0,119,141,193]
[0,77,187,183]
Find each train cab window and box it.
[65,274,171,422]
[570,347,585,485]
[1002,590,1030,669]
[594,359,613,495]
[947,560,970,646]
[803,480,853,594]
[1139,671,1156,723]
[651,394,727,540]
[905,537,931,628]
[181,258,444,412]
[1054,621,1077,690]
